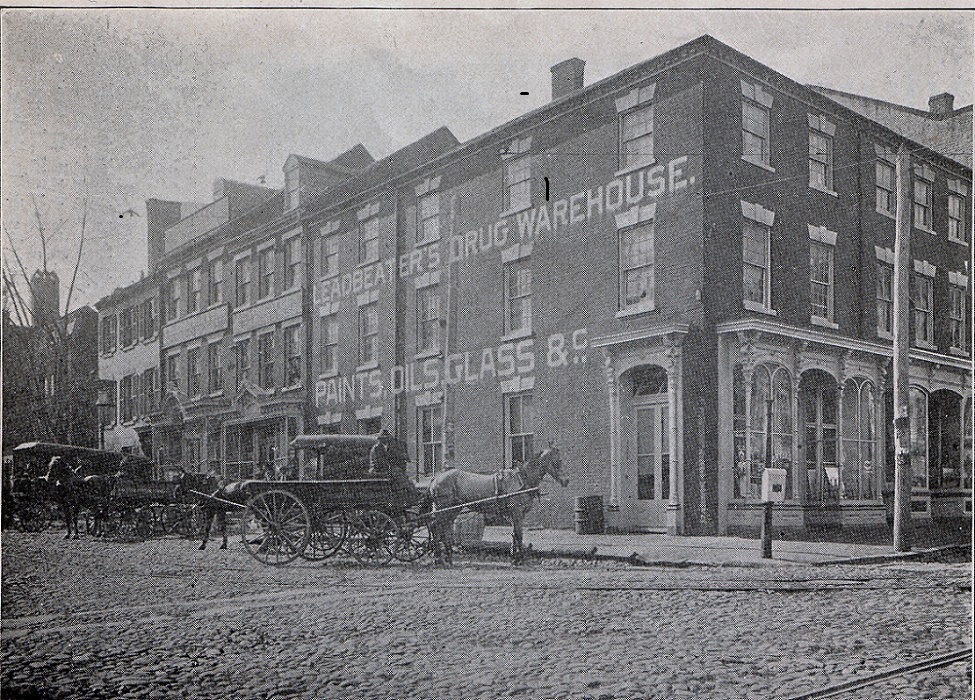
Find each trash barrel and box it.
[453,511,486,548]
[574,495,604,535]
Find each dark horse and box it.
[175,469,246,550]
[428,445,567,564]
[39,457,119,538]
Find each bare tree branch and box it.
[30,193,48,273]
[63,198,88,317]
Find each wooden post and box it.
[892,144,913,552]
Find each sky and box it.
[2,8,972,314]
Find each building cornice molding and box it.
[590,323,690,349]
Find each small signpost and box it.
[760,398,786,558]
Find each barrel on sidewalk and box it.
[574,495,604,535]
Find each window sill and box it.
[415,348,443,361]
[876,208,896,221]
[915,225,937,235]
[415,237,441,248]
[809,183,838,198]
[616,304,656,318]
[356,259,381,269]
[281,384,303,393]
[811,316,839,330]
[949,347,970,357]
[741,155,775,173]
[356,361,380,373]
[501,328,533,342]
[743,299,777,316]
[948,235,969,246]
[877,330,893,341]
[501,203,532,218]
[318,370,339,380]
[914,340,938,351]
[208,391,224,398]
[614,159,656,178]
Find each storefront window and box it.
[841,380,877,500]
[929,390,962,490]
[801,370,838,502]
[909,388,928,490]
[734,363,793,499]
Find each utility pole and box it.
[892,144,913,552]
[761,397,774,558]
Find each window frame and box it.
[505,392,534,468]
[187,267,202,314]
[283,324,302,387]
[235,338,251,389]
[948,193,967,244]
[358,303,380,366]
[207,342,222,393]
[875,158,896,217]
[808,127,834,193]
[809,240,835,324]
[141,368,156,415]
[321,234,340,278]
[257,330,275,390]
[742,219,772,311]
[913,174,933,232]
[187,346,202,398]
[208,259,223,306]
[257,247,275,300]
[502,154,532,213]
[320,313,339,376]
[503,259,533,336]
[283,236,302,290]
[235,256,251,307]
[911,272,935,346]
[741,97,770,168]
[949,284,967,351]
[618,220,655,313]
[416,192,441,245]
[141,298,156,339]
[417,403,444,478]
[876,262,894,338]
[416,285,442,354]
[101,314,117,354]
[359,216,381,265]
[618,103,655,171]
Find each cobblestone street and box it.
[2,531,971,700]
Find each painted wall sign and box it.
[316,157,694,305]
[315,328,590,407]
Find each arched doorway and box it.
[620,365,669,530]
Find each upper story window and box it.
[235,256,251,307]
[207,342,222,393]
[257,331,275,390]
[741,80,773,170]
[947,179,970,244]
[616,203,656,314]
[208,259,223,306]
[416,284,442,354]
[119,307,134,347]
[417,193,441,245]
[234,337,251,389]
[164,276,180,322]
[100,315,117,353]
[874,144,896,217]
[949,279,968,352]
[504,259,532,336]
[319,219,341,278]
[320,313,339,376]
[165,352,180,392]
[911,260,936,347]
[616,83,655,171]
[741,201,776,313]
[284,325,302,386]
[142,368,156,415]
[187,346,201,397]
[808,115,836,194]
[502,154,532,213]
[875,255,894,339]
[120,375,134,423]
[505,391,534,468]
[141,298,156,339]
[187,267,202,314]
[284,236,302,290]
[257,247,274,299]
[357,202,382,265]
[913,164,935,232]
[359,303,379,366]
[809,225,838,327]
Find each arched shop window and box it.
[909,387,928,490]
[841,379,878,500]
[733,363,793,499]
[929,390,962,490]
[800,370,839,502]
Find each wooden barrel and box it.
[574,495,604,535]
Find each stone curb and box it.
[811,543,971,567]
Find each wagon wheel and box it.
[393,517,431,562]
[301,511,347,561]
[241,489,310,566]
[14,502,52,532]
[116,507,154,542]
[159,504,183,536]
[345,510,398,566]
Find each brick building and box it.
[95,35,972,535]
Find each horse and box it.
[428,444,567,564]
[38,457,122,538]
[175,469,246,550]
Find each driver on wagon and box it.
[369,428,407,476]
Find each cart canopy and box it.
[11,442,156,481]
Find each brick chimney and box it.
[928,93,955,119]
[551,58,585,101]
